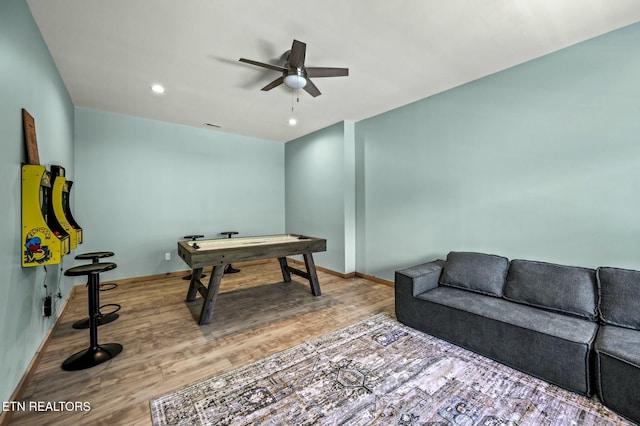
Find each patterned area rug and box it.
[150,314,631,425]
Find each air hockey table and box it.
[177,234,327,325]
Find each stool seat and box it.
[75,251,114,262]
[65,262,117,276]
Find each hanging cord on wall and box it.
[42,265,49,295]
[50,258,64,314]
[42,264,53,317]
[57,257,64,299]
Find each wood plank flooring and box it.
[7,261,395,425]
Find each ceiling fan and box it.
[239,39,349,97]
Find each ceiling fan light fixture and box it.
[284,74,307,89]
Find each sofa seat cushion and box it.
[595,325,640,367]
[597,267,640,330]
[594,325,640,424]
[417,287,598,343]
[504,259,598,321]
[410,286,597,395]
[439,252,509,297]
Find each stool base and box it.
[61,343,123,371]
[224,264,240,274]
[72,313,119,329]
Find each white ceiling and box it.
[26,0,640,143]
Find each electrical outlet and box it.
[165,252,171,261]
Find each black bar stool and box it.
[220,231,240,273]
[182,235,206,280]
[73,251,120,329]
[62,262,123,371]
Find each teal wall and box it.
[285,122,356,273]
[1,0,285,403]
[4,0,640,407]
[355,22,640,280]
[0,0,75,404]
[74,108,285,280]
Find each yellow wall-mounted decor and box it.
[50,166,82,249]
[51,175,77,249]
[64,180,83,245]
[21,164,70,267]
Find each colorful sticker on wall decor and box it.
[23,227,53,264]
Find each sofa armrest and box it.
[395,260,445,297]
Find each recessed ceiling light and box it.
[288,118,297,126]
[150,84,165,94]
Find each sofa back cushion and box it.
[504,259,598,321]
[597,267,640,330]
[439,252,509,297]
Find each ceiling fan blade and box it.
[261,76,285,91]
[306,67,349,78]
[239,58,287,73]
[303,78,321,97]
[288,40,306,68]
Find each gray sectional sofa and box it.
[594,267,640,424]
[395,251,640,424]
